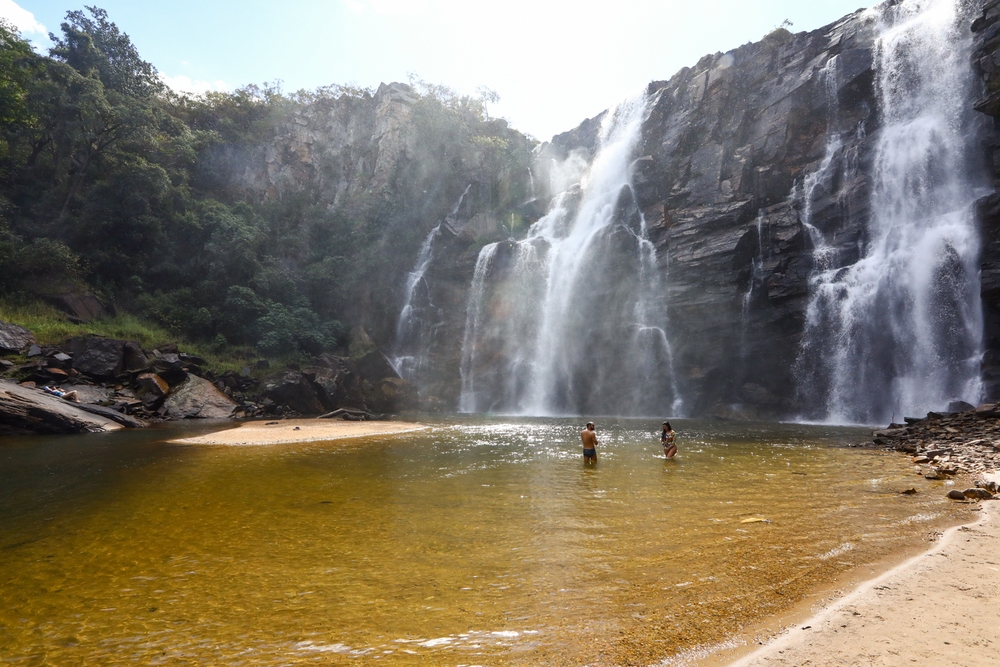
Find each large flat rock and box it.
[164,375,238,419]
[0,380,125,435]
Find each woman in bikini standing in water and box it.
[661,421,677,459]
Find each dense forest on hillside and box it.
[0,7,534,360]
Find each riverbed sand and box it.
[714,489,1000,667]
[170,419,427,445]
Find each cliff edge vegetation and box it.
[0,6,534,362]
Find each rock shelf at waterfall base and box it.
[870,403,1000,480]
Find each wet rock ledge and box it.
[872,402,1000,496]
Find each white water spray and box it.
[458,93,683,415]
[795,0,984,424]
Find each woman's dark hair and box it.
[662,422,672,431]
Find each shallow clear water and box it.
[0,418,966,666]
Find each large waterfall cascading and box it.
[795,0,984,424]
[458,94,683,416]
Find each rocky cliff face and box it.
[221,83,535,351]
[629,15,880,418]
[973,0,1000,402]
[412,1,995,419]
[236,83,417,204]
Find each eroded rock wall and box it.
[973,0,1000,402]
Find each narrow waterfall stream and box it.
[458,94,683,416]
[795,0,984,424]
[391,184,473,381]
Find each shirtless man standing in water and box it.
[581,422,598,464]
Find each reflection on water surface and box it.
[0,418,968,665]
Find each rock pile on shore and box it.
[0,319,415,435]
[872,403,1000,492]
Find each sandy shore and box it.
[170,419,428,445]
[712,487,1000,667]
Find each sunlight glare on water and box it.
[0,418,968,666]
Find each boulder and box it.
[135,373,170,407]
[48,293,107,322]
[71,338,125,378]
[947,490,967,500]
[163,375,238,419]
[963,488,994,500]
[0,320,35,354]
[306,357,368,410]
[123,341,149,372]
[947,401,976,414]
[371,377,417,413]
[259,371,326,415]
[348,327,400,382]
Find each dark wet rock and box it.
[371,377,417,413]
[70,338,125,378]
[306,354,369,410]
[0,320,35,354]
[123,342,149,372]
[947,401,976,414]
[976,479,1000,493]
[900,488,917,495]
[348,327,400,383]
[947,490,967,501]
[46,293,107,322]
[72,401,146,428]
[0,380,126,435]
[974,6,1000,402]
[964,488,994,500]
[259,371,326,415]
[70,385,113,405]
[135,373,170,407]
[163,375,238,419]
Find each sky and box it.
[2,0,878,140]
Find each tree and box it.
[49,6,162,99]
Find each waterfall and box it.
[391,184,473,381]
[740,210,767,363]
[795,0,984,424]
[457,93,684,416]
[458,243,499,413]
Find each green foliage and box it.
[0,7,535,362]
[0,298,264,374]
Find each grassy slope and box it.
[0,300,285,375]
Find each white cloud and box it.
[160,73,229,96]
[0,0,45,35]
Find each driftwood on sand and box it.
[317,407,384,421]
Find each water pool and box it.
[0,418,968,665]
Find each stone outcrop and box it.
[0,380,126,435]
[973,1,1000,402]
[0,320,35,353]
[348,327,399,384]
[70,337,126,379]
[258,371,328,416]
[163,375,238,419]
